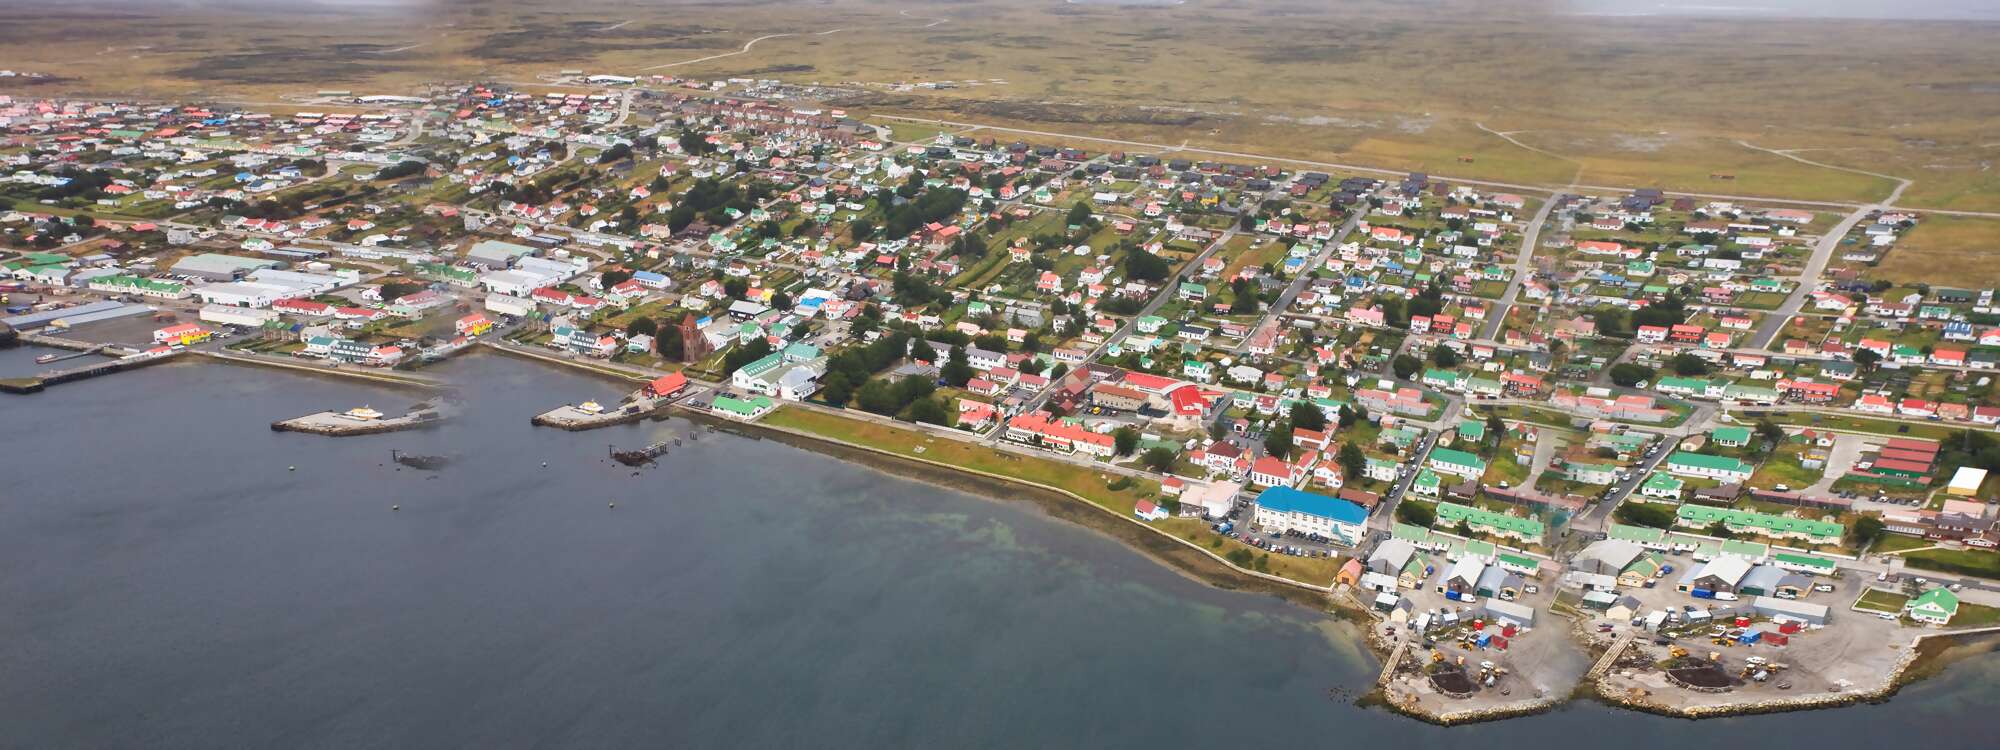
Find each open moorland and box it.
[5,0,2000,213]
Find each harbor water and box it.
[3,348,2000,747]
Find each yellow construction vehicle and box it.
[1669,646,1689,659]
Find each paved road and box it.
[1744,175,1911,351]
[1479,195,1561,340]
[1229,212,1362,357]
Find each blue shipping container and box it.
[1691,589,1716,599]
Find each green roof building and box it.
[1665,451,1753,482]
[1711,425,1753,448]
[1906,588,1960,625]
[1437,502,1544,543]
[1427,447,1487,480]
[1676,505,1840,544]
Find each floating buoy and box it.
[608,502,616,508]
[542,462,548,467]
[288,466,296,471]
[392,505,400,511]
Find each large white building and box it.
[1252,487,1368,547]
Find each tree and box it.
[1486,415,1506,449]
[1066,201,1092,226]
[941,346,973,387]
[1849,516,1887,548]
[1754,419,1785,452]
[1264,419,1294,459]
[894,375,936,407]
[1229,278,1260,315]
[626,317,657,337]
[1392,354,1423,380]
[908,397,951,426]
[1670,352,1710,376]
[1338,404,1359,428]
[770,292,794,311]
[602,268,634,287]
[1853,348,1882,371]
[1142,446,1178,473]
[1706,520,1733,539]
[378,280,426,302]
[1395,501,1435,527]
[1455,520,1475,538]
[1608,363,1656,387]
[1124,249,1170,282]
[721,337,773,373]
[1338,442,1365,483]
[722,277,750,299]
[818,371,854,407]
[654,322,684,361]
[854,379,901,415]
[1289,401,1327,432]
[677,130,713,156]
[1432,345,1461,368]
[850,219,875,241]
[910,338,938,364]
[1114,427,1140,457]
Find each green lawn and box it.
[1872,534,1934,554]
[1955,602,2000,628]
[1901,547,2000,581]
[1853,588,1908,614]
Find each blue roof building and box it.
[1253,487,1368,547]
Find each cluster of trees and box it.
[1595,294,1690,339]
[1608,362,1655,387]
[1123,247,1171,282]
[880,186,968,239]
[666,177,771,232]
[376,160,427,181]
[1612,501,1676,529]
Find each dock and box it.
[531,393,670,431]
[1,349,182,394]
[272,398,457,436]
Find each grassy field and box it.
[1901,547,2000,581]
[1853,588,1908,614]
[1874,534,1936,554]
[760,406,1339,586]
[1872,215,2000,288]
[5,0,1998,208]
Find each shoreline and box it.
[677,404,2000,726]
[683,408,1355,615]
[141,347,2000,725]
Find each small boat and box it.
[35,353,59,364]
[391,449,453,471]
[577,400,606,415]
[342,405,386,421]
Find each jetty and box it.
[272,398,457,436]
[532,393,669,431]
[1,349,181,394]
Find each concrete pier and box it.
[272,399,456,436]
[1,349,181,394]
[531,393,670,431]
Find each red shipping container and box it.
[1763,633,1790,646]
[1502,625,1518,638]
[1779,621,1803,634]
[1734,617,1751,628]
[1493,637,1509,650]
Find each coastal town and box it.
[5,73,2000,724]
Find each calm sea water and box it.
[3,346,2000,748]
